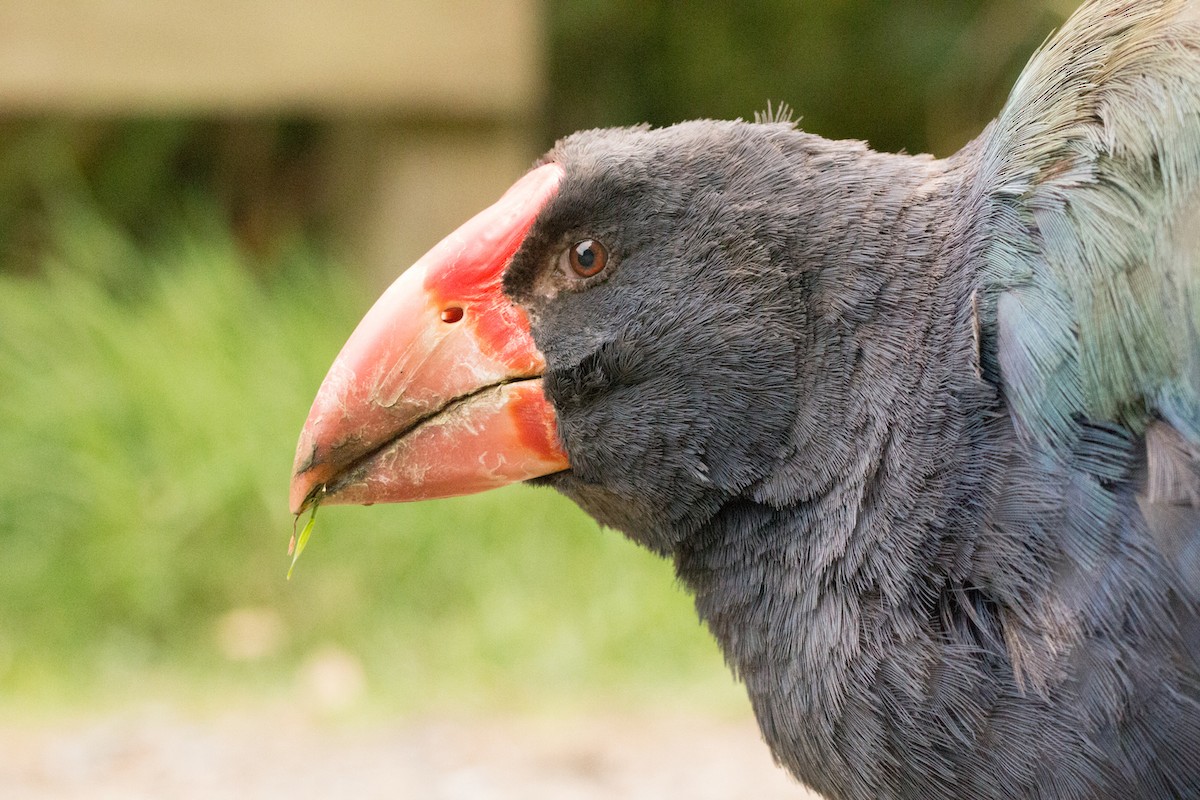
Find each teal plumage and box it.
[970,7,1200,734]
[980,0,1200,454]
[953,6,1200,793]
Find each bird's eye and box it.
[564,239,609,278]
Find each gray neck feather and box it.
[672,139,1006,798]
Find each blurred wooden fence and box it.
[0,0,544,284]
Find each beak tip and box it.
[289,458,328,516]
[288,478,310,516]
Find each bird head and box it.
[291,121,821,554]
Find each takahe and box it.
[290,1,1200,797]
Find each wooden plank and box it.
[0,0,541,115]
[323,123,537,288]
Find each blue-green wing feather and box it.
[963,8,1200,782]
[978,0,1200,522]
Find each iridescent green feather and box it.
[977,0,1200,449]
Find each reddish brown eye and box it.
[440,306,464,323]
[566,239,608,277]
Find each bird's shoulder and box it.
[967,0,1200,578]
[973,0,1200,498]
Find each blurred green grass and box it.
[0,205,742,716]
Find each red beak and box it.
[289,164,569,514]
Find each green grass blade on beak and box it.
[287,492,322,580]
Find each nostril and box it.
[440,307,464,324]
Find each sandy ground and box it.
[0,708,825,799]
